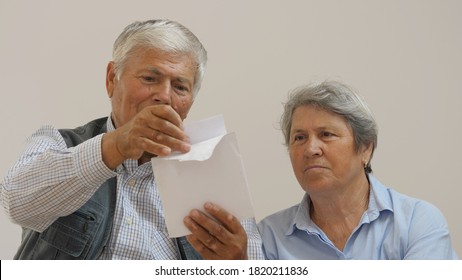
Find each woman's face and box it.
[289,105,372,196]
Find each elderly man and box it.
[1,19,263,260]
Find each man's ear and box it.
[106,61,116,98]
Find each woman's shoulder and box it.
[258,202,301,233]
[370,175,447,223]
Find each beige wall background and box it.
[1,0,461,259]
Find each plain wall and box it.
[1,0,461,259]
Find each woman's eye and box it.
[293,135,306,142]
[321,131,336,138]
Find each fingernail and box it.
[162,147,171,155]
[189,209,198,217]
[182,143,191,152]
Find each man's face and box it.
[106,47,196,128]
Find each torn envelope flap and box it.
[156,114,228,161]
[158,134,226,162]
[184,114,227,144]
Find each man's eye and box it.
[175,85,188,92]
[174,84,191,95]
[141,76,156,83]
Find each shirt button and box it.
[127,179,136,186]
[126,218,133,225]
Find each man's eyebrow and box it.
[175,77,191,84]
[147,67,162,75]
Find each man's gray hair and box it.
[280,80,378,173]
[112,19,207,97]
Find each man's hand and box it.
[184,202,248,260]
[102,105,191,168]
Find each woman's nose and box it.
[304,137,322,157]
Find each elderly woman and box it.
[257,80,458,259]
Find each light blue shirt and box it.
[257,175,458,259]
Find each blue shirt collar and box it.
[286,174,394,236]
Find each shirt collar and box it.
[106,115,115,132]
[285,193,312,235]
[363,174,394,221]
[285,174,394,236]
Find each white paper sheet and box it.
[151,115,255,237]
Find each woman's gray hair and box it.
[281,80,378,173]
[112,19,208,97]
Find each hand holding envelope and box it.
[183,202,249,259]
[151,115,256,237]
[151,115,255,259]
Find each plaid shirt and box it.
[1,117,264,259]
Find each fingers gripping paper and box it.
[151,115,255,237]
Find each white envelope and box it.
[151,115,255,237]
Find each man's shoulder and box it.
[58,117,108,147]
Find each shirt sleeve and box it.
[241,217,265,260]
[0,125,116,232]
[404,200,459,259]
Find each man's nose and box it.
[152,81,172,104]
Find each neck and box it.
[310,187,369,224]
[309,175,370,250]
[310,175,370,220]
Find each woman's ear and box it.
[361,143,374,165]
